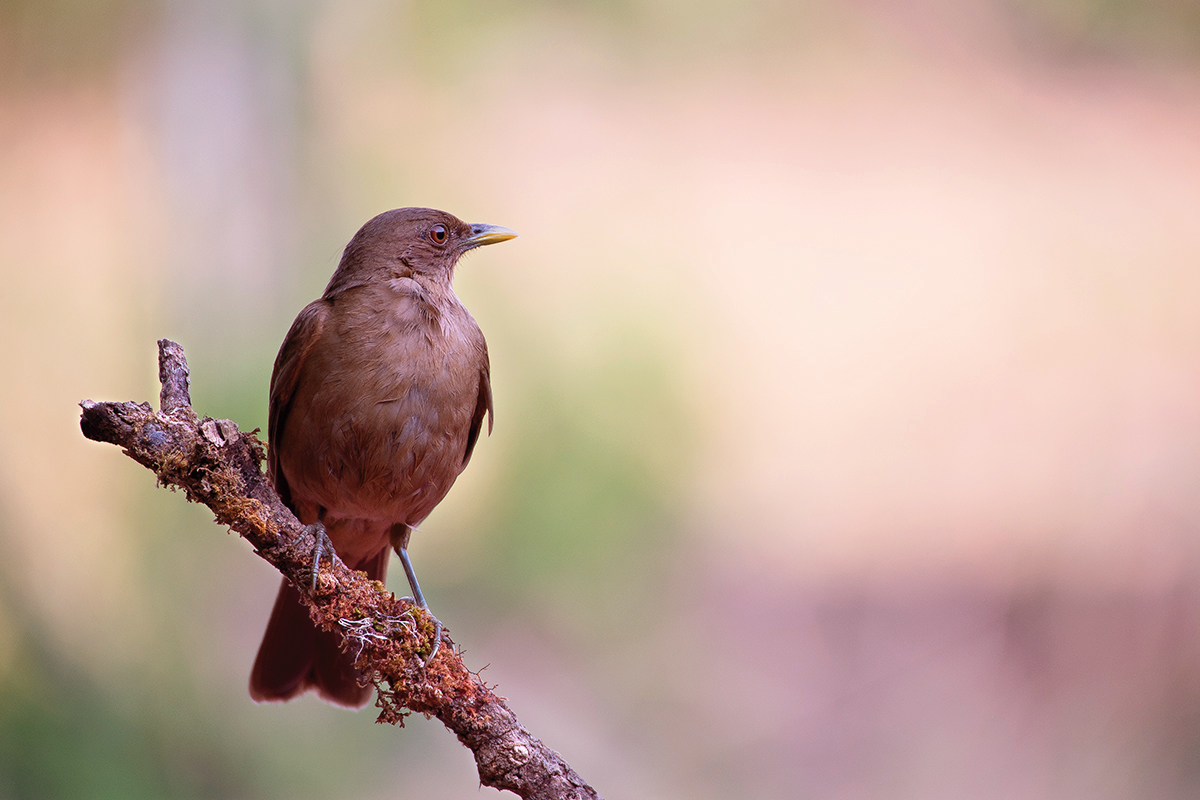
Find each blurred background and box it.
[3,0,1200,797]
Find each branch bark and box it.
[79,339,601,800]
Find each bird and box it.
[249,207,516,708]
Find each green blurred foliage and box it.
[0,0,153,84]
[457,320,695,637]
[0,509,257,799]
[0,473,393,799]
[1011,0,1200,56]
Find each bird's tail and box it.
[249,546,389,709]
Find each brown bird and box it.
[250,207,516,708]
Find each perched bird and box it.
[250,207,516,708]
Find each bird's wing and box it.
[462,356,493,467]
[268,299,332,510]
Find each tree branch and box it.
[79,339,601,800]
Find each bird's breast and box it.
[278,286,484,525]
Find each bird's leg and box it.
[390,524,443,665]
[304,521,340,591]
[399,548,442,664]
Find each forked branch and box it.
[79,339,600,800]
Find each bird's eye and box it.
[430,224,448,244]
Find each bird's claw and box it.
[399,597,443,666]
[424,615,443,666]
[306,522,339,591]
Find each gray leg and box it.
[397,545,430,610]
[390,524,443,665]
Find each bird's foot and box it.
[424,613,443,666]
[398,598,443,666]
[304,522,340,591]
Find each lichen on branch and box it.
[79,339,600,800]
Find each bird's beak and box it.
[463,223,518,251]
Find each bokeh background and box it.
[4,0,1200,797]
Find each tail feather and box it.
[249,547,390,709]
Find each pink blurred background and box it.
[3,0,1200,797]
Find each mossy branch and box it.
[79,339,600,800]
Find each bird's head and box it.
[325,207,517,297]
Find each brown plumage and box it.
[250,207,516,708]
